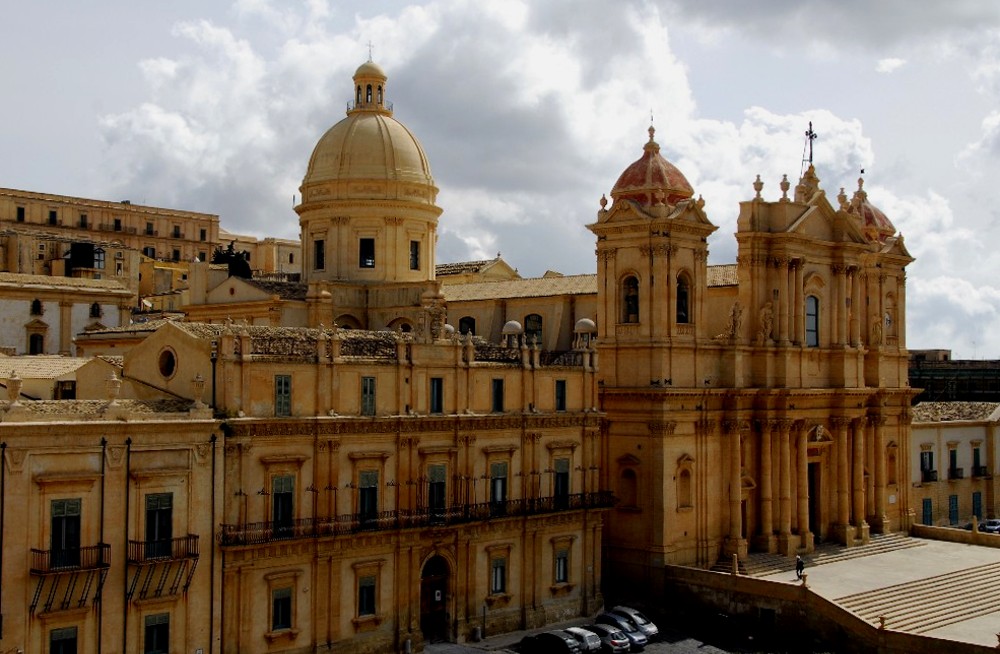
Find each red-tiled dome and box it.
[845,178,895,243]
[611,126,694,208]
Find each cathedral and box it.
[0,58,915,654]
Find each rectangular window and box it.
[143,246,156,258]
[428,463,446,519]
[313,239,325,270]
[79,213,88,228]
[490,461,508,517]
[491,378,504,413]
[171,249,180,262]
[50,626,78,654]
[114,218,122,231]
[805,296,819,347]
[950,448,958,471]
[490,557,506,594]
[359,237,375,268]
[974,446,982,470]
[361,376,376,416]
[922,497,933,525]
[94,248,105,269]
[49,209,58,225]
[145,493,173,559]
[554,549,569,584]
[272,587,292,631]
[358,575,376,616]
[199,228,207,241]
[172,225,181,238]
[554,458,570,509]
[144,613,169,654]
[146,221,154,235]
[274,374,291,417]
[555,379,567,412]
[198,251,207,263]
[51,498,82,568]
[948,494,959,525]
[272,475,294,537]
[973,491,983,521]
[430,377,444,414]
[289,253,294,264]
[409,240,420,270]
[16,206,25,222]
[359,470,379,524]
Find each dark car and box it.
[583,623,631,653]
[595,613,647,651]
[519,629,583,654]
[610,606,659,641]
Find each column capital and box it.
[723,418,750,434]
[867,414,887,427]
[647,420,677,436]
[830,416,853,430]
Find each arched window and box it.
[676,273,690,324]
[90,302,102,318]
[525,314,543,346]
[619,469,638,508]
[377,85,383,104]
[29,333,44,355]
[30,299,43,316]
[805,295,820,347]
[366,84,373,103]
[356,85,362,105]
[459,316,476,335]
[622,276,639,324]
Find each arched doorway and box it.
[420,555,449,643]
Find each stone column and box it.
[853,418,870,543]
[793,260,804,345]
[836,265,849,345]
[796,422,813,551]
[872,415,888,531]
[850,269,862,346]
[778,421,792,541]
[832,416,854,545]
[758,420,775,551]
[777,258,790,345]
[724,420,747,559]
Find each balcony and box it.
[973,465,989,477]
[949,467,964,480]
[220,491,615,547]
[127,535,199,564]
[921,469,938,483]
[30,543,111,575]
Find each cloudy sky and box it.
[3,0,1000,357]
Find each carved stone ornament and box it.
[5,448,26,473]
[107,446,126,469]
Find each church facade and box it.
[0,57,918,654]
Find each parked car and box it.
[564,626,603,652]
[610,606,659,641]
[981,518,1000,533]
[595,612,647,651]
[583,623,631,653]
[519,629,583,654]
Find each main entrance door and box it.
[420,556,449,643]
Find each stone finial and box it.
[753,174,763,199]
[696,195,705,210]
[838,187,848,210]
[599,194,607,209]
[106,372,122,405]
[192,373,206,408]
[779,174,790,201]
[7,370,22,404]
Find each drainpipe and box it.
[210,340,218,414]
[210,433,217,654]
[1,441,5,640]
[122,437,132,654]
[99,437,107,654]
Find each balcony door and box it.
[145,493,173,559]
[51,499,81,568]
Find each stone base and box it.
[723,536,748,561]
[798,531,815,553]
[855,521,870,545]
[870,513,890,534]
[777,532,798,556]
[754,533,778,554]
[831,523,857,546]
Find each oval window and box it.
[158,349,177,378]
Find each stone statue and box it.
[871,316,883,346]
[715,300,744,341]
[757,301,773,345]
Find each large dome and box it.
[844,177,896,243]
[299,61,437,205]
[611,126,694,208]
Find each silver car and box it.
[564,626,603,652]
[611,606,659,641]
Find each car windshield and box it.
[611,630,626,639]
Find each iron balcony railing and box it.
[30,543,111,575]
[973,465,990,477]
[922,469,938,483]
[220,491,615,547]
[127,535,200,564]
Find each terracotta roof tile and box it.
[913,402,1000,422]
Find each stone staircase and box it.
[711,533,925,577]
[834,560,1000,634]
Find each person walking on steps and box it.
[795,554,805,579]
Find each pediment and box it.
[676,453,695,467]
[809,425,834,443]
[206,277,275,304]
[24,318,48,330]
[617,453,642,467]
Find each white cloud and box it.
[876,57,906,73]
